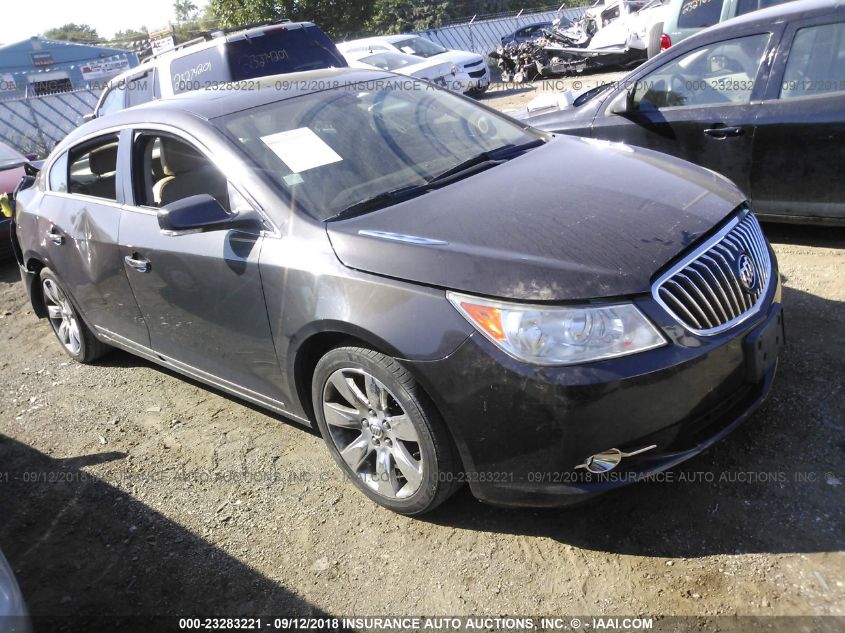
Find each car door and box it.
[750,13,845,221]
[117,129,286,402]
[35,134,150,346]
[590,31,777,195]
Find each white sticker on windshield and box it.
[260,127,342,173]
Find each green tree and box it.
[207,0,372,40]
[43,23,101,43]
[366,0,451,34]
[112,27,150,42]
[208,0,281,27]
[174,0,199,22]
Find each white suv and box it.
[90,20,347,118]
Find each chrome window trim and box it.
[42,122,281,237]
[127,124,280,236]
[652,208,773,336]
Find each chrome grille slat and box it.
[675,272,718,327]
[659,287,704,329]
[686,264,729,322]
[700,254,742,318]
[712,246,751,311]
[689,261,733,323]
[652,210,773,335]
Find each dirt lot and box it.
[0,80,843,632]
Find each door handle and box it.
[47,227,65,245]
[124,254,150,273]
[704,126,744,138]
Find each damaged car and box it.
[12,68,783,514]
[490,0,670,80]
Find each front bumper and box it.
[408,263,783,508]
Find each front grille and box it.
[468,69,487,78]
[464,59,484,69]
[653,209,772,335]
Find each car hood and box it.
[432,50,484,66]
[326,136,745,301]
[514,88,607,129]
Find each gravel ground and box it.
[0,79,843,632]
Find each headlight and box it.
[447,291,666,365]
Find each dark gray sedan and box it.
[518,0,845,225]
[11,68,783,514]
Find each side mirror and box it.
[157,194,258,234]
[82,113,95,123]
[609,86,635,115]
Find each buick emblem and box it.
[737,252,757,292]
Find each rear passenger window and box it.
[678,0,724,28]
[780,22,845,99]
[170,49,228,94]
[126,71,158,108]
[132,133,231,211]
[68,136,119,201]
[48,152,68,193]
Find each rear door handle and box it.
[124,254,150,273]
[704,126,744,138]
[47,227,65,245]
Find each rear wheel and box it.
[312,346,462,515]
[40,268,109,363]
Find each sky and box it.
[1,0,210,44]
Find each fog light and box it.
[575,444,657,473]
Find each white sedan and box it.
[337,35,490,95]
[342,50,471,93]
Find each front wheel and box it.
[312,346,462,515]
[40,268,109,363]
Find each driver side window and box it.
[131,133,231,211]
[632,33,770,110]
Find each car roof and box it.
[689,0,841,40]
[105,20,320,85]
[339,34,419,46]
[68,68,393,146]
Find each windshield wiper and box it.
[327,138,546,221]
[328,184,433,221]
[426,138,546,186]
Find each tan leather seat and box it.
[85,144,117,199]
[153,137,228,209]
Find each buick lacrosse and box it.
[11,69,784,514]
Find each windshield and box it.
[359,52,420,71]
[218,79,540,221]
[393,37,447,58]
[0,143,24,169]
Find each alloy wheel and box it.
[42,278,82,356]
[322,368,424,499]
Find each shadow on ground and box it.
[0,436,332,631]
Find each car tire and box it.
[647,22,664,58]
[40,268,109,363]
[312,346,462,515]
